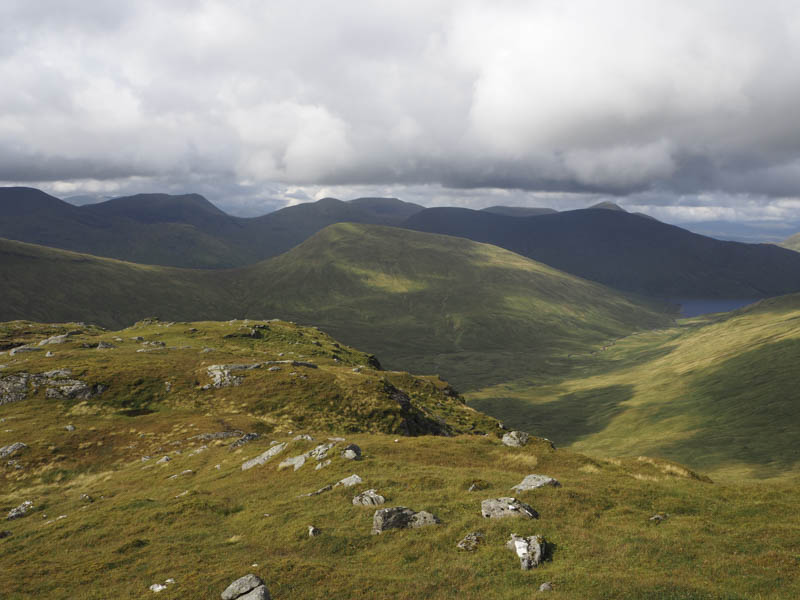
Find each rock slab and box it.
[481,497,538,520]
[372,506,441,534]
[506,533,546,570]
[511,474,560,492]
[221,574,269,600]
[502,431,530,447]
[242,443,287,471]
[353,489,385,506]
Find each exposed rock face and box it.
[506,533,546,570]
[481,498,539,520]
[0,442,27,459]
[7,500,33,520]
[0,374,30,405]
[371,506,441,534]
[241,442,287,471]
[511,475,560,492]
[206,363,262,389]
[221,574,270,600]
[341,444,362,460]
[502,431,530,447]
[456,531,485,551]
[1,370,104,405]
[353,489,385,506]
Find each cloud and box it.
[1,0,800,218]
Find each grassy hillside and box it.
[780,232,800,252]
[0,187,424,268]
[0,224,672,390]
[2,321,800,599]
[403,207,800,298]
[470,294,800,480]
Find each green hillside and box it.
[470,294,800,480]
[2,321,799,599]
[779,232,800,252]
[0,224,672,390]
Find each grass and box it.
[2,319,800,598]
[469,295,800,480]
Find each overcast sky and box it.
[3,1,800,228]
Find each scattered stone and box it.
[456,531,485,551]
[241,442,287,471]
[201,347,216,353]
[80,494,94,503]
[7,500,33,520]
[156,456,171,464]
[149,583,167,593]
[293,434,314,442]
[164,382,172,393]
[131,336,144,341]
[481,498,539,520]
[229,433,260,449]
[308,525,321,537]
[267,366,281,372]
[0,374,31,405]
[278,455,306,471]
[502,431,530,447]
[302,484,333,497]
[328,437,346,442]
[506,533,546,570]
[65,425,76,431]
[221,574,270,600]
[371,506,441,534]
[206,363,262,389]
[308,442,336,461]
[315,459,331,470]
[45,351,54,357]
[194,431,243,442]
[341,444,362,460]
[539,582,553,592]
[511,475,561,492]
[38,334,69,346]
[175,490,189,498]
[0,442,27,459]
[649,513,669,524]
[141,456,151,462]
[96,341,115,349]
[353,489,385,506]
[467,479,490,492]
[335,474,363,488]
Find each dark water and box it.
[674,298,758,318]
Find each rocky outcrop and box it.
[371,506,441,534]
[506,533,546,570]
[502,431,530,447]
[0,442,27,459]
[481,498,538,520]
[0,374,30,405]
[7,500,33,520]
[341,444,362,460]
[241,443,287,471]
[1,370,104,405]
[456,531,485,551]
[221,574,270,600]
[277,455,306,471]
[205,361,318,389]
[511,475,560,492]
[353,489,385,506]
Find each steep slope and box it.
[1,321,799,598]
[470,293,800,480]
[403,207,800,298]
[0,188,424,268]
[0,224,672,389]
[481,206,557,217]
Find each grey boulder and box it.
[511,474,560,492]
[352,489,385,506]
[341,444,362,460]
[221,574,269,600]
[481,497,538,520]
[241,442,287,471]
[506,533,546,570]
[0,442,27,459]
[456,531,485,552]
[7,500,33,520]
[372,506,441,535]
[502,431,530,447]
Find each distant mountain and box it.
[588,200,626,211]
[0,224,670,389]
[0,187,424,268]
[780,232,800,252]
[402,206,800,298]
[480,205,557,217]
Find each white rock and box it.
[241,442,287,471]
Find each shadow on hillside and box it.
[470,384,634,446]
[643,338,800,477]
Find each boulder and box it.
[293,434,314,442]
[221,574,269,600]
[467,479,490,492]
[539,582,553,592]
[241,442,287,471]
[7,500,33,520]
[341,444,362,460]
[308,442,336,461]
[156,456,171,464]
[481,498,538,520]
[96,341,115,350]
[353,489,385,506]
[308,525,320,537]
[506,533,546,570]
[38,334,69,346]
[372,507,441,534]
[65,425,76,432]
[456,531,485,552]
[511,475,560,492]
[0,442,27,459]
[335,474,363,488]
[278,455,306,471]
[0,374,30,405]
[502,431,530,447]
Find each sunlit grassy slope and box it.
[0,224,673,390]
[2,321,800,599]
[470,294,800,480]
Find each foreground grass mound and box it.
[2,320,800,598]
[0,224,672,390]
[471,294,800,480]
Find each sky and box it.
[3,0,800,237]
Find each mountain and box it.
[0,224,671,389]
[780,232,800,252]
[0,187,425,268]
[588,200,625,211]
[1,319,798,599]
[403,206,800,298]
[480,205,557,217]
[471,292,800,480]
